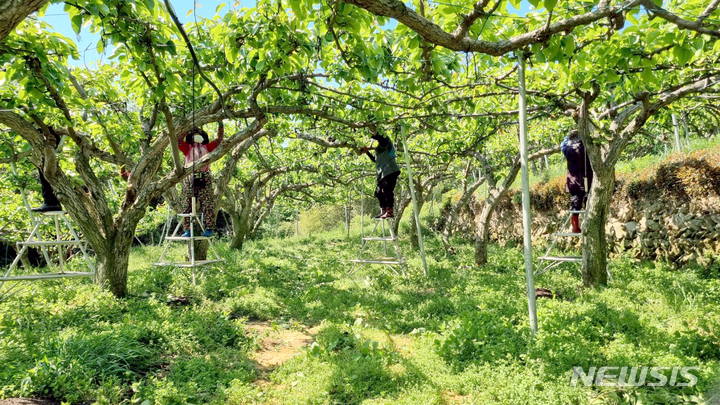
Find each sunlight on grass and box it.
[1,227,719,404]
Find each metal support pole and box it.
[381,219,388,256]
[190,197,196,285]
[159,203,171,247]
[518,53,537,336]
[345,189,350,239]
[400,126,428,277]
[360,186,364,239]
[672,114,682,153]
[683,115,690,145]
[55,215,64,272]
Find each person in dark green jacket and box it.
[359,128,401,219]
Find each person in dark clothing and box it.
[32,128,62,213]
[561,129,593,233]
[358,128,401,219]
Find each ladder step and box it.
[553,232,582,237]
[539,256,582,263]
[36,211,68,216]
[19,240,86,246]
[0,271,95,281]
[569,210,585,214]
[165,236,212,241]
[373,217,394,221]
[153,259,225,268]
[176,213,198,218]
[362,237,397,241]
[351,259,403,265]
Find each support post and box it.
[672,114,682,153]
[360,186,364,238]
[518,52,537,336]
[345,190,350,239]
[400,126,428,277]
[55,215,64,271]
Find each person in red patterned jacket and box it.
[178,122,223,237]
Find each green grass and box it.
[1,228,719,404]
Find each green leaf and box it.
[673,45,693,65]
[562,36,575,57]
[96,40,104,54]
[215,2,226,14]
[289,0,306,20]
[71,15,83,34]
[146,0,156,16]
[38,2,50,17]
[531,43,546,63]
[641,67,655,84]
[605,70,620,83]
[544,0,558,12]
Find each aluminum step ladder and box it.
[536,210,584,276]
[153,199,224,285]
[535,210,612,281]
[351,217,406,277]
[1,210,96,301]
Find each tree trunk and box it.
[581,166,613,287]
[19,248,31,270]
[441,180,485,255]
[229,211,250,251]
[188,240,208,261]
[442,200,461,255]
[392,194,411,236]
[474,203,494,266]
[0,0,48,42]
[474,236,488,266]
[93,230,133,298]
[441,226,453,255]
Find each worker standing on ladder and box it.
[178,122,224,237]
[561,129,593,233]
[358,125,401,219]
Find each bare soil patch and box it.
[245,321,318,374]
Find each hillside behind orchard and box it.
[458,146,720,267]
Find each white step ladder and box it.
[1,210,96,301]
[153,199,224,285]
[351,217,406,277]
[535,210,612,281]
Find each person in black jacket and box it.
[358,127,401,219]
[561,129,593,233]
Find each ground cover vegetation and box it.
[1,218,720,404]
[2,0,720,403]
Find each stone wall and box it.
[464,149,720,267]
